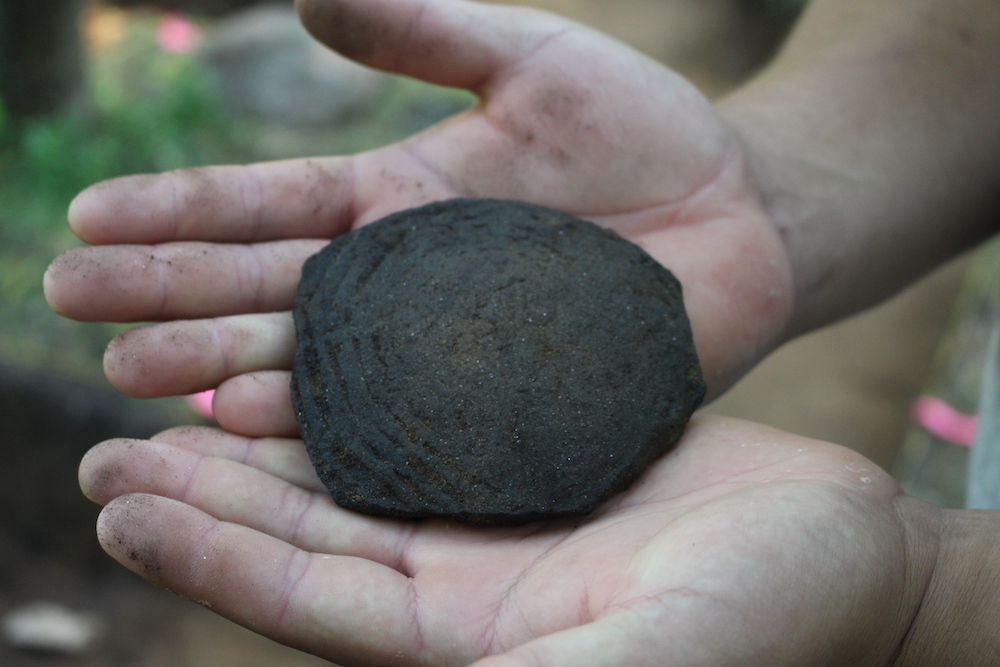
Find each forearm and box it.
[894,508,1000,665]
[718,0,1000,338]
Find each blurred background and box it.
[0,0,986,664]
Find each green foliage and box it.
[0,36,235,233]
[0,11,470,379]
[0,15,240,378]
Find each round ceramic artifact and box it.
[291,198,704,525]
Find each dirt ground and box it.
[0,1,968,665]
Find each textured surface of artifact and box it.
[292,198,705,525]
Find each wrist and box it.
[716,92,842,340]
[716,0,1000,342]
[893,508,1000,665]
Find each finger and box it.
[213,371,299,438]
[150,426,322,492]
[68,159,356,245]
[45,240,325,322]
[97,494,425,665]
[297,0,569,92]
[103,313,296,398]
[81,438,412,566]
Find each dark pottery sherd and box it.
[291,198,705,525]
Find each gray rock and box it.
[2,602,104,654]
[198,3,388,125]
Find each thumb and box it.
[294,0,570,91]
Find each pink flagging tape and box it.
[157,13,201,54]
[910,395,977,447]
[185,389,215,420]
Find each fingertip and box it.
[44,246,142,323]
[78,438,136,505]
[67,183,101,241]
[102,324,206,398]
[42,257,70,317]
[295,0,380,63]
[102,330,146,397]
[81,437,197,507]
[97,493,171,584]
[295,0,544,91]
[44,248,101,319]
[78,441,109,504]
[68,177,133,244]
[70,173,176,245]
[213,371,300,438]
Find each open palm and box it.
[80,416,930,666]
[46,0,792,410]
[49,2,900,663]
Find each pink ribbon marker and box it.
[186,389,215,420]
[910,395,977,447]
[157,13,201,54]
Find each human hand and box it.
[45,0,793,411]
[79,415,937,666]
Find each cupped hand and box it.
[79,415,937,666]
[44,0,793,405]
